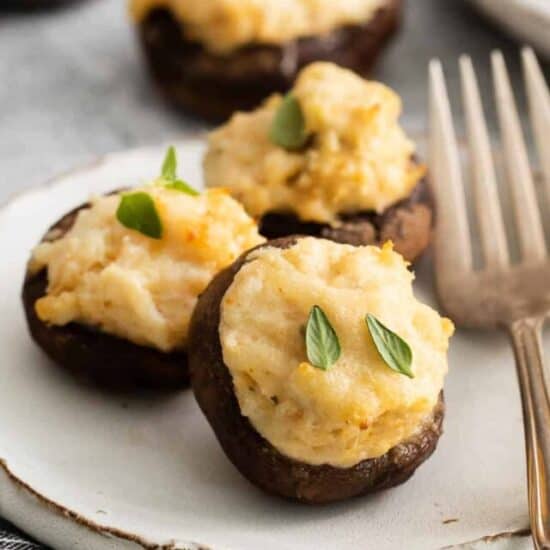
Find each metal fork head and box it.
[429,48,550,329]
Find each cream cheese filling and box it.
[31,185,264,353]
[220,238,453,467]
[204,62,425,225]
[129,0,388,54]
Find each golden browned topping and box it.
[204,63,425,225]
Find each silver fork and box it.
[430,48,550,549]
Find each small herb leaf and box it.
[161,146,177,181]
[305,305,341,370]
[159,146,200,195]
[165,179,200,196]
[269,93,309,151]
[365,314,414,378]
[116,192,162,239]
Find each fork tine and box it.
[491,50,546,263]
[460,55,509,270]
[521,47,550,202]
[429,59,473,276]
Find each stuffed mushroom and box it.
[22,148,264,390]
[204,63,432,263]
[189,237,453,503]
[129,0,402,120]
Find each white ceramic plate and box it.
[0,138,539,550]
[469,0,550,57]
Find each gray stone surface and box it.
[0,0,547,206]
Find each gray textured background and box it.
[0,0,547,206]
[0,0,547,547]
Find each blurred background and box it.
[0,0,548,206]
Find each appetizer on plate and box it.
[204,62,431,263]
[189,237,454,503]
[129,0,402,120]
[22,148,264,390]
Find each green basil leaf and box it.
[305,305,341,370]
[269,93,309,151]
[159,146,200,195]
[165,179,200,196]
[116,192,162,239]
[161,146,177,181]
[365,314,414,378]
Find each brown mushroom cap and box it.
[21,201,189,391]
[135,0,402,121]
[188,236,444,504]
[259,179,433,263]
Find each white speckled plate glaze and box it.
[0,138,538,550]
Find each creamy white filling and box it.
[220,238,453,467]
[130,0,387,54]
[32,186,264,352]
[205,62,425,225]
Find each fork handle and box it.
[508,317,550,549]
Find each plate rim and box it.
[468,0,550,57]
[0,458,208,550]
[469,0,550,19]
[0,134,207,213]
